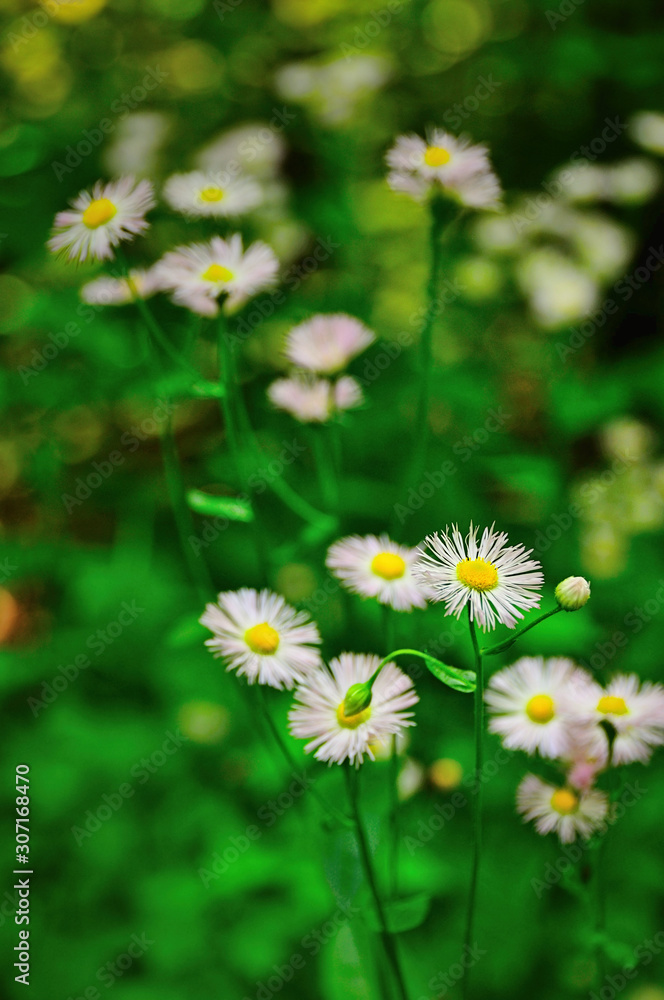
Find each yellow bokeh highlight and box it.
[50,0,108,25]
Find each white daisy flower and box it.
[516,774,608,843]
[485,656,589,758]
[194,122,286,178]
[162,170,263,219]
[284,314,375,375]
[569,673,664,765]
[200,588,322,690]
[413,524,544,630]
[326,534,430,612]
[80,267,160,306]
[267,374,363,423]
[386,129,502,210]
[288,653,418,767]
[153,234,278,316]
[48,177,155,263]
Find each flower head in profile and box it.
[413,524,543,630]
[200,588,321,690]
[154,234,278,316]
[516,774,608,843]
[267,374,362,423]
[569,673,664,765]
[284,314,375,375]
[162,170,263,219]
[386,129,501,210]
[485,657,588,758]
[289,653,418,766]
[326,534,430,612]
[48,177,155,263]
[80,267,159,306]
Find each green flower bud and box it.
[342,682,373,717]
[555,576,591,611]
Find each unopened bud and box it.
[342,682,372,717]
[555,576,591,611]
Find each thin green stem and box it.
[309,426,340,513]
[137,325,213,604]
[462,610,484,1000]
[481,606,563,656]
[256,686,351,828]
[345,765,410,1000]
[217,321,244,477]
[382,605,400,899]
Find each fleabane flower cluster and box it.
[267,313,374,424]
[485,655,664,842]
[386,129,502,210]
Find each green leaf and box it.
[421,653,476,693]
[366,893,431,934]
[186,489,254,522]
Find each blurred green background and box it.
[2,0,664,997]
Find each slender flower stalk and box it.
[308,425,340,512]
[345,764,410,1000]
[462,609,484,1000]
[382,605,400,899]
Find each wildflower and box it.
[516,773,608,843]
[48,177,155,263]
[162,170,263,218]
[284,314,375,374]
[413,524,543,630]
[267,375,362,422]
[555,576,591,611]
[289,653,418,766]
[80,268,159,305]
[326,534,429,612]
[200,588,321,690]
[386,128,501,210]
[569,674,664,765]
[154,234,278,316]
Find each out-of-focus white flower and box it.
[473,214,522,254]
[276,55,391,126]
[288,652,418,767]
[102,112,170,177]
[267,374,363,422]
[194,121,286,178]
[200,588,322,690]
[326,534,430,612]
[554,162,610,203]
[569,673,664,765]
[284,313,375,374]
[80,267,160,306]
[516,249,600,329]
[516,774,608,843]
[572,215,635,281]
[386,128,501,210]
[485,656,587,758]
[48,177,155,263]
[414,523,543,631]
[163,170,263,219]
[600,417,655,463]
[630,111,664,156]
[608,159,661,204]
[153,234,278,316]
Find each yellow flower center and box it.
[244,622,280,655]
[202,264,234,283]
[456,558,499,592]
[200,187,225,202]
[526,694,555,724]
[597,695,629,716]
[371,552,406,581]
[550,788,579,815]
[82,198,117,229]
[336,702,371,729]
[424,145,451,167]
